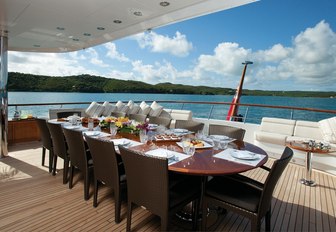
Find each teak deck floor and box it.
[1,141,336,232]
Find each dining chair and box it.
[85,135,127,223]
[47,122,70,184]
[56,111,81,118]
[118,146,200,231]
[63,127,93,200]
[209,124,246,140]
[148,116,172,128]
[175,120,204,133]
[201,147,293,231]
[111,111,126,118]
[36,118,54,173]
[128,113,147,123]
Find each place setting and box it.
[213,148,266,166]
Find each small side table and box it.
[287,140,331,187]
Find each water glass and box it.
[110,124,118,136]
[187,146,196,156]
[220,140,229,149]
[88,118,94,131]
[213,138,220,150]
[139,130,148,144]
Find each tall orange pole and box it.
[226,61,253,121]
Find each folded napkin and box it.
[145,148,189,165]
[111,138,143,151]
[64,124,88,131]
[214,148,265,167]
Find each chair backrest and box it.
[128,113,147,123]
[119,146,169,216]
[85,135,120,187]
[148,116,171,128]
[111,111,126,118]
[57,111,81,118]
[258,147,293,217]
[209,124,246,140]
[47,122,67,159]
[175,120,204,133]
[62,128,88,171]
[36,118,52,150]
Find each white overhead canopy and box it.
[0,0,256,53]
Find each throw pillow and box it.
[318,117,336,143]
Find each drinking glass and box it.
[187,145,196,156]
[110,124,118,136]
[213,138,220,150]
[220,140,229,149]
[139,130,148,144]
[88,118,94,131]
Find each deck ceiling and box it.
[0,0,256,53]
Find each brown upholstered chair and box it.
[56,111,81,118]
[202,147,293,231]
[128,113,147,123]
[47,122,70,184]
[119,146,200,231]
[175,120,204,133]
[85,135,126,223]
[111,111,126,118]
[148,116,172,128]
[209,124,246,140]
[63,128,93,200]
[36,118,53,173]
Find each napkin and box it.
[111,138,143,151]
[145,148,189,165]
[214,148,265,166]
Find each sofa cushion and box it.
[92,103,105,117]
[170,109,192,120]
[149,101,164,117]
[128,103,140,114]
[260,117,295,135]
[294,120,322,140]
[319,117,336,143]
[255,131,288,146]
[85,102,99,117]
[102,101,116,116]
[139,102,151,115]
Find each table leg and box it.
[300,151,316,186]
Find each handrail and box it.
[8,101,336,114]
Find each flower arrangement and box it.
[99,117,148,134]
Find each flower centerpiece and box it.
[99,117,148,134]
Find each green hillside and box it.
[7,72,336,98]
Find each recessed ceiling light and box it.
[72,38,79,41]
[97,27,105,30]
[160,1,170,7]
[113,20,122,24]
[56,27,65,30]
[83,33,91,36]
[133,11,142,16]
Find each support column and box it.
[0,36,8,157]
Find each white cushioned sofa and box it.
[254,117,336,175]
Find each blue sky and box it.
[9,0,336,91]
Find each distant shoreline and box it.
[8,72,336,98]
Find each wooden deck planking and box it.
[1,142,336,231]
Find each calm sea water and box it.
[8,92,336,124]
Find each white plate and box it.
[231,150,260,160]
[176,141,213,149]
[145,148,174,159]
[112,139,131,146]
[84,131,100,136]
[148,123,158,129]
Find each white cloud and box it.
[104,42,130,62]
[8,52,98,76]
[133,31,193,57]
[85,48,108,67]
